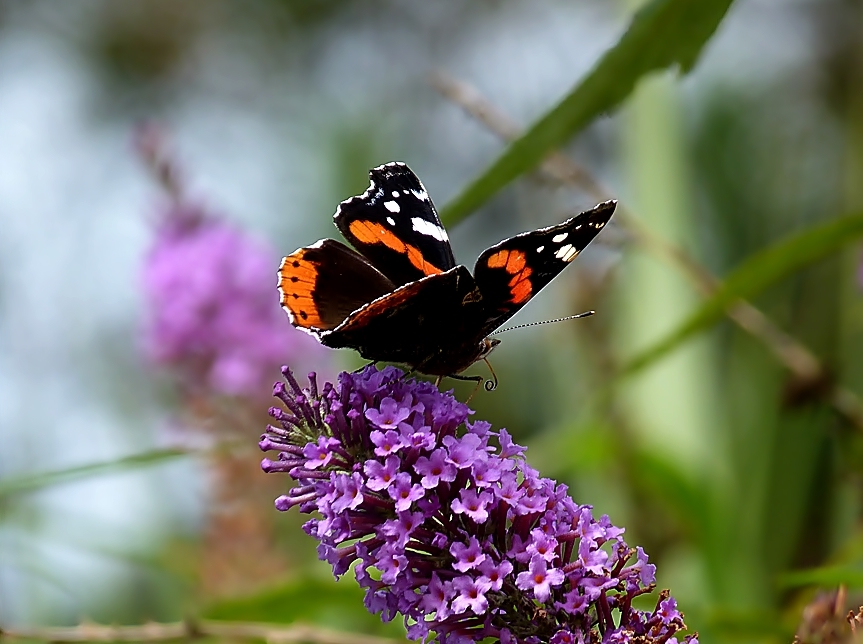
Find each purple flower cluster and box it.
[260,366,697,644]
[141,204,324,397]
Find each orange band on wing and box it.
[278,250,325,329]
[487,250,509,269]
[509,280,532,304]
[507,266,533,303]
[505,250,526,273]
[406,244,443,276]
[486,249,526,274]
[350,220,406,253]
[349,219,442,276]
[487,249,533,303]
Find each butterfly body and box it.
[319,265,495,375]
[278,162,614,376]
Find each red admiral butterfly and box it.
[279,162,614,379]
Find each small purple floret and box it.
[303,436,340,469]
[451,575,492,615]
[452,488,494,523]
[364,455,401,492]
[388,472,425,512]
[516,554,565,603]
[450,536,487,572]
[413,447,457,489]
[370,429,406,457]
[365,396,412,429]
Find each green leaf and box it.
[440,0,735,226]
[779,565,863,589]
[0,448,189,498]
[621,212,863,377]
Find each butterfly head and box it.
[479,336,501,360]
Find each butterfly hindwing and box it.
[278,239,395,334]
[334,162,457,287]
[473,200,616,334]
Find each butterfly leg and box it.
[439,373,484,402]
[445,374,483,384]
[481,358,498,392]
[440,358,499,401]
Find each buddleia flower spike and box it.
[260,365,697,644]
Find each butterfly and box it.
[278,162,614,381]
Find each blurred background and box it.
[1,0,862,642]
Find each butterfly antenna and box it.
[491,311,595,336]
[483,358,498,392]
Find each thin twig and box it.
[430,70,863,431]
[0,619,404,644]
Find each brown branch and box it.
[430,69,863,431]
[0,619,404,644]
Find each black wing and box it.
[278,239,395,335]
[334,162,457,286]
[473,200,616,335]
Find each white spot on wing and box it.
[412,217,448,241]
[411,189,429,202]
[387,217,396,226]
[536,245,544,253]
[392,191,400,198]
[384,201,400,213]
[552,233,568,243]
[555,244,578,262]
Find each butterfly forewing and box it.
[278,239,395,334]
[333,162,457,287]
[473,200,616,334]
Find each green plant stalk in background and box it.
[616,67,727,622]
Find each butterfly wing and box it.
[473,200,616,334]
[278,239,395,335]
[334,162,457,286]
[321,266,488,374]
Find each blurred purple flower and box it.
[141,204,323,397]
[260,365,697,644]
